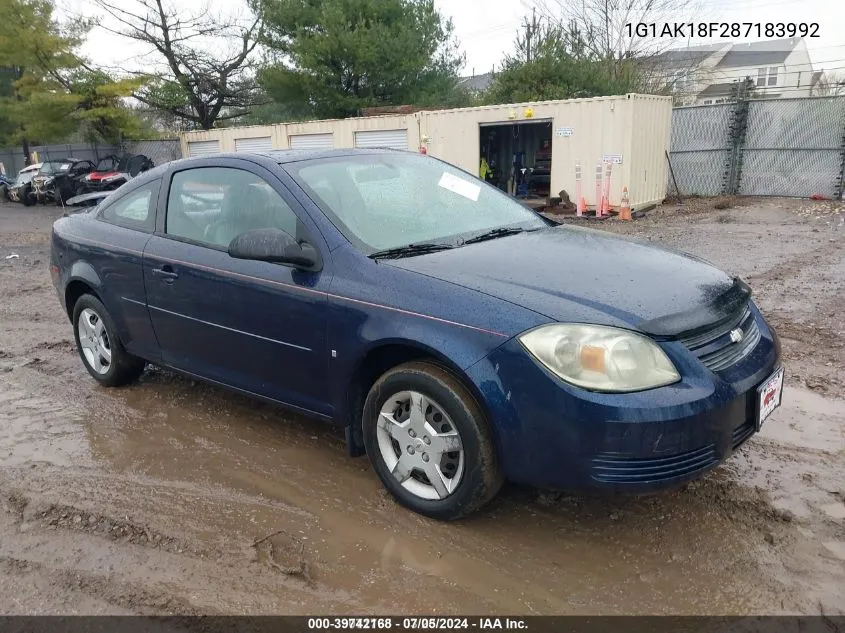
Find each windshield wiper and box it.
[369,243,454,260]
[463,227,527,245]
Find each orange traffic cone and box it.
[619,187,632,221]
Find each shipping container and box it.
[180,94,672,209]
[419,95,671,209]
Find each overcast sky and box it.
[67,0,845,78]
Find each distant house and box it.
[653,38,825,105]
[650,42,731,103]
[457,71,495,95]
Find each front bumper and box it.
[465,304,781,492]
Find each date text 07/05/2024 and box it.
[625,22,819,39]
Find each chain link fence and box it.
[0,139,182,179]
[127,139,182,167]
[668,96,845,199]
[0,143,119,178]
[739,98,845,197]
[668,104,733,197]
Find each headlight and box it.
[518,324,680,392]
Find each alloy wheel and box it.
[77,308,112,375]
[376,390,465,500]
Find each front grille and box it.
[679,305,761,372]
[591,445,718,484]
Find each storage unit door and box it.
[187,140,220,156]
[234,136,273,152]
[289,133,334,150]
[353,129,408,150]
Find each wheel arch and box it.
[344,339,496,458]
[64,262,103,319]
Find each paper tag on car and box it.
[438,172,480,202]
[59,164,71,171]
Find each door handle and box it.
[152,265,179,282]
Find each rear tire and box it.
[72,294,145,386]
[362,361,502,520]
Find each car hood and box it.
[387,226,750,338]
[87,171,126,180]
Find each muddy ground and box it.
[0,197,843,616]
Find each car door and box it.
[142,159,333,417]
[77,179,162,362]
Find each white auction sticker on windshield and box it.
[438,172,480,202]
[59,163,71,171]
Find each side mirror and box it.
[228,228,322,271]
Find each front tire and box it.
[21,185,35,206]
[72,294,145,386]
[362,361,502,520]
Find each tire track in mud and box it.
[0,363,346,614]
[0,485,359,615]
[744,234,845,288]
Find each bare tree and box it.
[514,8,554,64]
[814,71,845,97]
[91,0,265,129]
[534,0,702,59]
[531,0,706,92]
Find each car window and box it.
[288,154,546,254]
[100,181,159,231]
[165,167,300,249]
[16,170,36,185]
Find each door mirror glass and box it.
[228,228,322,271]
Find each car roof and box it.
[122,162,170,187]
[171,147,411,168]
[128,148,415,187]
[43,157,87,163]
[264,147,409,164]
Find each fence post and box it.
[725,80,751,195]
[837,99,845,201]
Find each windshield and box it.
[95,156,119,172]
[287,154,547,254]
[38,161,70,176]
[16,169,37,185]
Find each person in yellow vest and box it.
[479,157,490,181]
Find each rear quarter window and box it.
[98,180,160,232]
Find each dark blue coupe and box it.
[50,149,783,519]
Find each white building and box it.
[656,38,826,105]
